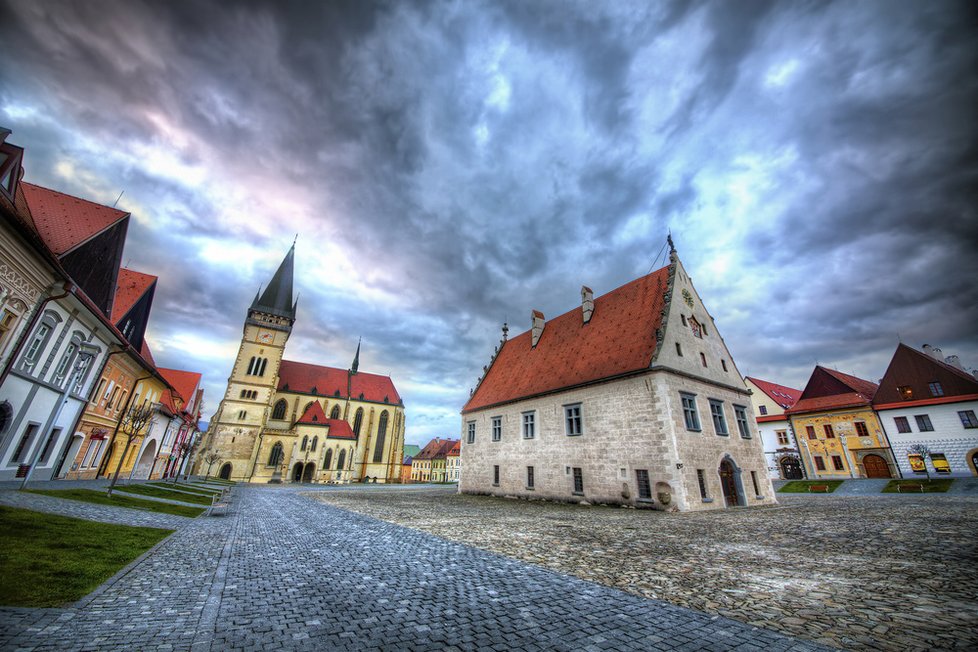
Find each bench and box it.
[207,490,232,516]
[897,483,924,493]
[808,484,830,493]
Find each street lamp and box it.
[20,342,100,489]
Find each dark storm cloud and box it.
[1,0,976,442]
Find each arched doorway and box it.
[292,462,304,482]
[135,440,157,479]
[779,456,803,480]
[719,458,743,507]
[862,454,891,478]
[302,463,315,483]
[966,448,978,476]
[219,463,232,480]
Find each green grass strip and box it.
[115,484,215,505]
[147,482,219,496]
[777,480,845,493]
[0,505,172,607]
[25,489,205,518]
[881,479,954,493]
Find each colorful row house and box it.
[745,377,802,479]
[410,438,457,482]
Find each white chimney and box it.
[531,310,545,347]
[945,355,964,370]
[581,286,594,324]
[922,344,943,360]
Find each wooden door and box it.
[719,460,740,507]
[780,457,803,480]
[862,454,891,478]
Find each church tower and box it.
[204,245,297,479]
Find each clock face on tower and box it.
[258,332,273,344]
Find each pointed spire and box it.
[351,337,361,374]
[251,243,295,320]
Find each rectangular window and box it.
[572,467,584,494]
[806,425,816,439]
[959,410,978,429]
[894,416,911,433]
[758,405,768,416]
[700,352,708,367]
[696,469,708,499]
[38,428,61,464]
[521,412,535,439]
[931,453,950,474]
[636,469,652,500]
[493,465,499,486]
[675,342,683,356]
[709,400,728,436]
[681,393,700,431]
[491,417,501,442]
[24,324,50,366]
[92,378,106,404]
[898,385,914,400]
[526,466,534,489]
[854,421,870,437]
[914,414,934,432]
[831,455,845,471]
[750,470,760,496]
[776,430,789,445]
[721,359,728,372]
[11,424,39,464]
[238,410,247,420]
[928,382,944,397]
[814,456,826,471]
[733,405,750,438]
[564,403,583,436]
[467,421,476,444]
[823,424,835,438]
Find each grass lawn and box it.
[115,484,215,505]
[778,480,845,493]
[882,478,954,493]
[25,489,205,518]
[147,482,219,496]
[0,505,172,607]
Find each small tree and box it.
[203,451,221,478]
[906,443,932,481]
[108,404,155,496]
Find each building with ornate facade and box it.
[198,245,405,483]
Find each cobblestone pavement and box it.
[0,488,194,529]
[314,487,978,652]
[0,485,827,651]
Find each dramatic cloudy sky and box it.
[2,0,976,445]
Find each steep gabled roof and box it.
[278,360,401,405]
[157,368,202,414]
[746,376,801,410]
[21,182,128,256]
[873,344,978,407]
[251,244,296,320]
[296,401,329,426]
[324,419,355,439]
[446,441,461,457]
[111,268,157,324]
[140,341,157,368]
[415,438,452,461]
[786,366,878,414]
[463,266,670,413]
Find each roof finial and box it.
[667,231,675,254]
[351,337,361,374]
[501,322,509,341]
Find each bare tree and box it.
[203,450,221,478]
[906,443,932,481]
[108,404,155,496]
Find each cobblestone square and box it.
[314,487,978,652]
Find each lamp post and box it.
[20,342,99,489]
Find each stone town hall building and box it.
[460,244,775,511]
[199,245,405,483]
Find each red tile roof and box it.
[278,360,401,405]
[745,376,801,410]
[140,341,157,368]
[415,438,458,461]
[157,367,202,413]
[295,403,356,438]
[446,441,460,456]
[463,266,670,413]
[21,182,128,256]
[786,366,878,415]
[110,268,157,324]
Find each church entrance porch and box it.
[219,463,232,480]
[292,462,315,483]
[719,459,742,507]
[302,463,315,483]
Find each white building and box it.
[873,344,978,477]
[745,377,802,479]
[459,245,775,512]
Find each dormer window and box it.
[898,385,914,400]
[928,382,944,397]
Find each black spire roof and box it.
[250,244,296,321]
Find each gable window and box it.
[271,399,287,420]
[491,416,501,442]
[54,342,78,384]
[959,410,978,429]
[521,412,535,439]
[831,455,844,471]
[823,424,835,438]
[526,466,534,489]
[681,314,687,326]
[680,393,700,431]
[854,421,870,438]
[572,467,584,494]
[467,421,476,444]
[689,317,702,338]
[928,382,944,397]
[894,416,911,433]
[897,385,913,400]
[914,414,934,432]
[636,469,652,500]
[709,400,728,436]
[777,430,789,445]
[733,405,750,438]
[564,403,582,436]
[758,405,768,416]
[814,456,826,471]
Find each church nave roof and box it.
[278,359,402,406]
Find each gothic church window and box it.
[353,408,363,435]
[311,436,317,452]
[337,449,346,470]
[330,405,341,419]
[268,442,284,466]
[272,399,287,420]
[324,449,333,469]
[301,435,308,451]
[373,411,389,463]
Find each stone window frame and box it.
[20,310,61,374]
[467,420,476,444]
[914,414,934,432]
[492,464,499,486]
[680,392,701,432]
[776,430,789,445]
[490,416,501,442]
[733,404,750,438]
[750,470,762,498]
[635,469,652,501]
[526,465,534,490]
[823,424,835,439]
[563,403,583,437]
[571,466,584,495]
[271,399,287,420]
[696,468,711,502]
[709,399,728,436]
[521,411,536,440]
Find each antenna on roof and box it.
[647,238,669,274]
[112,190,125,208]
[293,233,298,246]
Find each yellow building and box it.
[786,366,898,479]
[199,245,405,483]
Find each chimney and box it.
[922,344,943,360]
[531,310,545,347]
[581,286,594,324]
[945,355,964,370]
